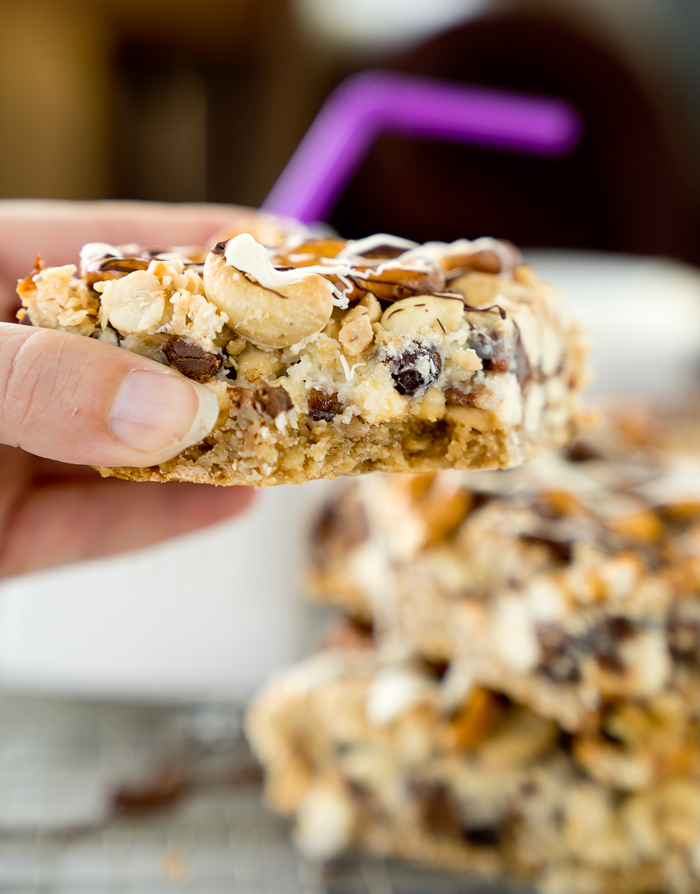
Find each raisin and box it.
[391,343,441,396]
[163,337,223,383]
[307,388,342,421]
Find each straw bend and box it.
[262,69,583,223]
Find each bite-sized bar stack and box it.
[17,226,586,485]
[246,628,700,894]
[307,409,700,732]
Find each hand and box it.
[0,199,257,578]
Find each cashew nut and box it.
[203,251,334,349]
[97,270,167,335]
[380,295,464,335]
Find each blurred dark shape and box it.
[327,10,699,264]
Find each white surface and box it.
[526,250,700,400]
[1,252,699,700]
[0,481,333,702]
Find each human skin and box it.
[0,200,258,578]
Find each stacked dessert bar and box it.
[247,407,700,894]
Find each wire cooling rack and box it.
[0,691,519,894]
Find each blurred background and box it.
[3,2,700,887]
[3,0,700,260]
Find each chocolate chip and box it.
[212,240,229,255]
[391,343,441,396]
[253,381,293,418]
[313,495,369,558]
[307,388,343,421]
[163,337,223,383]
[586,616,635,674]
[538,625,581,684]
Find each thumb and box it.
[0,323,219,467]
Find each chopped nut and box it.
[334,416,370,440]
[453,348,482,371]
[226,337,247,356]
[236,347,284,383]
[339,312,373,356]
[358,292,382,322]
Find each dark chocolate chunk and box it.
[212,240,229,255]
[163,337,223,383]
[253,381,294,418]
[391,343,441,396]
[461,825,502,847]
[520,534,573,565]
[308,388,343,422]
[565,441,604,463]
[415,783,462,837]
[313,493,369,558]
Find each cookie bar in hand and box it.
[308,409,700,731]
[247,634,700,894]
[17,230,587,485]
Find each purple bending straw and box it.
[262,69,583,223]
